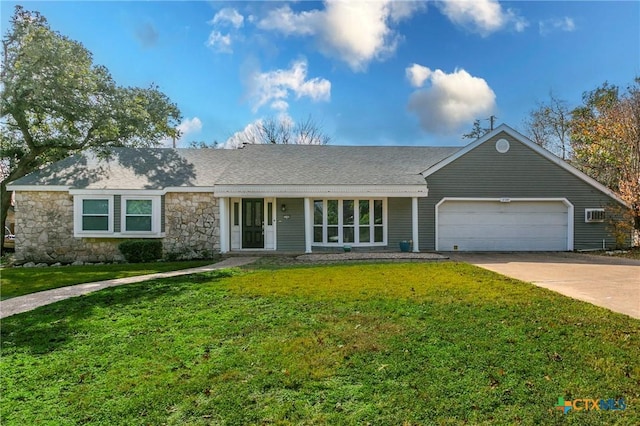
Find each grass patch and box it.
[0,260,214,300]
[1,262,638,425]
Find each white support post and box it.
[219,197,229,253]
[412,197,419,252]
[304,197,313,253]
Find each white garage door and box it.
[437,200,569,251]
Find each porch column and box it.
[219,197,229,253]
[304,197,313,253]
[412,197,419,252]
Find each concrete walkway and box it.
[0,257,259,319]
[450,252,640,319]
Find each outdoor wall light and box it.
[281,204,287,212]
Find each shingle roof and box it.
[10,144,461,189]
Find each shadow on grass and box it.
[1,274,216,355]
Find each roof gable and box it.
[421,124,627,206]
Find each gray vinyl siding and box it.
[161,195,165,233]
[387,197,412,250]
[419,131,623,251]
[276,198,306,252]
[114,195,121,233]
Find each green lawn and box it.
[0,260,213,300]
[1,263,638,425]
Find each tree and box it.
[0,6,181,251]
[188,140,220,149]
[462,119,489,140]
[227,115,330,148]
[571,80,640,240]
[523,92,572,159]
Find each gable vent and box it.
[585,208,606,223]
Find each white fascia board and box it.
[421,124,628,207]
[435,196,573,207]
[213,184,428,198]
[163,186,216,193]
[6,185,70,192]
[70,187,215,195]
[70,189,166,196]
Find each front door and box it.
[242,199,264,248]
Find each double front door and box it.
[242,199,264,248]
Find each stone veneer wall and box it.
[14,191,220,264]
[14,191,124,263]
[163,192,220,259]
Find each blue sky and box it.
[2,1,639,147]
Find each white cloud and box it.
[406,63,432,88]
[407,66,496,134]
[258,5,319,36]
[438,0,528,36]
[539,17,576,36]
[211,8,244,29]
[206,8,244,53]
[222,119,264,149]
[258,1,424,71]
[206,31,233,53]
[270,100,290,111]
[161,117,203,147]
[248,59,331,113]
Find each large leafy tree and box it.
[1,6,181,250]
[571,80,640,235]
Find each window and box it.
[74,195,113,235]
[233,202,239,226]
[313,198,386,246]
[82,199,110,231]
[74,194,162,237]
[314,200,323,243]
[585,208,605,223]
[125,199,153,231]
[121,196,160,234]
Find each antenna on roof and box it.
[488,115,497,131]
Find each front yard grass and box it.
[0,260,213,300]
[1,262,638,425]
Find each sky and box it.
[1,1,639,148]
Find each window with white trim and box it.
[124,199,153,231]
[313,198,386,246]
[585,208,606,223]
[121,196,161,234]
[74,194,161,237]
[82,199,110,231]
[74,195,114,235]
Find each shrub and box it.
[118,240,163,263]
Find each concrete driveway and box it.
[449,252,640,319]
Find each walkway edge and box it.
[1,257,259,319]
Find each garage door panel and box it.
[440,201,567,213]
[437,200,569,251]
[439,236,566,252]
[442,223,565,238]
[439,213,567,227]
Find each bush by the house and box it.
[118,240,163,263]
